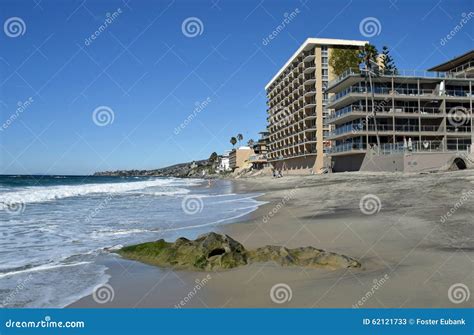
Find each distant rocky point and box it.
[94,157,223,178]
[116,232,361,271]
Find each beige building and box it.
[265,38,367,174]
[229,146,254,170]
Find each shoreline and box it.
[69,171,473,308]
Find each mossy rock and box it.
[117,232,247,271]
[117,232,361,271]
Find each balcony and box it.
[328,123,446,138]
[328,86,443,105]
[326,105,446,124]
[328,68,452,90]
[445,89,472,98]
[249,154,268,163]
[328,142,366,154]
[380,139,471,154]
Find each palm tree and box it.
[230,137,237,148]
[236,133,243,146]
[358,43,378,70]
[247,139,255,147]
[359,43,381,151]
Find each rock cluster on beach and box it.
[117,232,361,271]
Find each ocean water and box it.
[0,175,264,308]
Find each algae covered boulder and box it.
[247,245,361,269]
[117,232,247,271]
[117,232,361,271]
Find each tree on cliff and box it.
[209,152,218,162]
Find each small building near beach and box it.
[229,146,254,170]
[249,131,270,170]
[217,150,232,172]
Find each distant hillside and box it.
[93,158,222,178]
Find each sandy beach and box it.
[70,171,474,308]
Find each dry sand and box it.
[70,171,474,308]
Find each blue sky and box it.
[0,0,472,175]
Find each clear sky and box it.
[0,0,472,175]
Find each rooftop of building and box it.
[327,49,473,93]
[428,50,474,72]
[265,38,368,90]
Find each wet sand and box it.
[70,171,474,308]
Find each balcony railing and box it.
[329,123,446,137]
[445,89,472,97]
[380,140,471,154]
[329,86,443,104]
[249,154,268,162]
[328,142,366,153]
[328,67,473,89]
[327,105,446,122]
